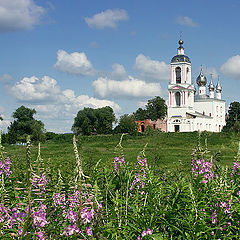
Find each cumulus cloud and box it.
[11,76,61,102]
[134,54,170,81]
[177,16,197,27]
[111,64,127,79]
[10,75,121,121]
[0,74,13,83]
[0,107,10,132]
[92,76,162,99]
[221,55,240,80]
[85,9,129,29]
[0,0,45,32]
[54,50,96,76]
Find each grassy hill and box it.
[4,131,240,181]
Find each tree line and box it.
[1,97,240,143]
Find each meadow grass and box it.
[4,131,240,180]
[1,131,240,239]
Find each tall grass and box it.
[0,133,240,239]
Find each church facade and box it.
[167,40,226,132]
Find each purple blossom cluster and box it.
[32,173,48,192]
[0,203,48,239]
[137,228,153,239]
[0,157,12,180]
[0,204,26,236]
[191,158,214,183]
[130,157,148,192]
[220,200,232,216]
[114,156,125,172]
[53,190,96,237]
[232,161,240,176]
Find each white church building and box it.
[167,39,226,132]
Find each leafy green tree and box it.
[7,105,45,143]
[115,114,138,135]
[223,101,240,132]
[134,96,167,121]
[146,96,167,120]
[72,106,116,135]
[134,108,148,120]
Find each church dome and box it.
[171,55,191,63]
[196,70,207,86]
[171,39,191,63]
[208,80,215,91]
[216,81,222,92]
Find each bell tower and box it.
[168,39,194,110]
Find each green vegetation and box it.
[134,96,167,120]
[224,101,240,132]
[114,114,138,135]
[4,132,240,180]
[72,106,116,135]
[1,132,240,239]
[6,105,45,143]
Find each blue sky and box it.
[0,0,240,133]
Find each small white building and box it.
[167,39,225,132]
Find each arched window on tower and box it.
[175,92,181,106]
[175,67,181,83]
[186,67,189,83]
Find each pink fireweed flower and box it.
[86,226,93,236]
[114,156,125,172]
[67,210,78,224]
[191,158,214,181]
[232,162,240,175]
[0,157,12,180]
[141,228,153,238]
[53,193,66,208]
[32,174,48,192]
[36,230,45,240]
[81,207,93,224]
[32,204,47,228]
[64,224,80,236]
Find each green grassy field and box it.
[4,131,240,181]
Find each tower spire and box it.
[216,75,222,100]
[208,73,215,98]
[178,37,184,55]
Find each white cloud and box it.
[0,74,13,83]
[177,16,197,27]
[0,0,45,32]
[92,76,162,99]
[54,50,96,76]
[137,101,147,108]
[0,107,10,132]
[134,54,170,81]
[85,9,129,29]
[10,75,121,121]
[11,76,61,102]
[221,55,240,80]
[111,63,127,79]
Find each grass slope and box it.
[4,132,240,180]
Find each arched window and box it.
[175,92,181,106]
[186,67,189,83]
[175,67,181,83]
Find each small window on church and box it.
[175,67,181,83]
[203,111,205,115]
[209,113,211,117]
